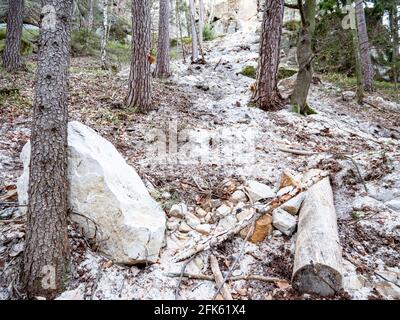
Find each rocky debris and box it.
[230,189,248,203]
[215,203,232,219]
[386,198,400,211]
[17,121,166,264]
[194,224,212,235]
[272,208,297,236]
[374,281,400,300]
[179,221,192,233]
[245,180,276,203]
[280,192,306,215]
[342,91,356,101]
[278,169,302,189]
[169,203,188,218]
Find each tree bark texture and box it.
[291,0,316,115]
[21,0,72,299]
[189,0,199,62]
[355,0,374,92]
[2,0,24,71]
[100,0,109,69]
[199,0,205,47]
[252,0,285,111]
[154,0,171,78]
[125,0,152,112]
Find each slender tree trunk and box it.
[176,0,186,62]
[125,0,152,112]
[252,0,285,110]
[154,0,171,78]
[208,0,215,25]
[390,2,399,89]
[88,0,94,31]
[348,0,364,104]
[101,0,108,69]
[21,0,72,299]
[199,0,205,47]
[189,0,198,62]
[355,0,374,92]
[2,0,24,71]
[291,0,316,115]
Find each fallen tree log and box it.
[173,170,329,262]
[292,175,343,296]
[210,254,233,300]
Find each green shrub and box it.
[0,27,38,56]
[170,36,192,47]
[106,40,130,64]
[240,65,256,79]
[203,24,215,41]
[71,29,101,56]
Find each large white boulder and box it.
[17,121,166,264]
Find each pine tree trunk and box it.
[154,0,171,78]
[291,0,316,115]
[390,3,399,88]
[355,0,374,92]
[125,0,152,112]
[252,0,285,110]
[2,0,24,71]
[21,0,72,299]
[199,0,205,47]
[100,0,108,69]
[189,0,199,62]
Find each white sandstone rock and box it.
[281,192,306,215]
[272,208,297,236]
[169,203,188,218]
[17,121,166,264]
[245,180,276,203]
[230,190,248,203]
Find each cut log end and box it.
[292,263,342,297]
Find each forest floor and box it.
[1,22,400,300]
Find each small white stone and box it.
[230,190,248,203]
[167,218,180,231]
[245,180,276,203]
[273,230,283,237]
[170,203,188,218]
[196,207,208,218]
[277,186,294,197]
[179,221,192,233]
[205,212,213,223]
[272,208,297,236]
[194,224,212,235]
[215,204,232,218]
[281,192,306,215]
[185,211,202,228]
[236,208,252,221]
[386,198,400,211]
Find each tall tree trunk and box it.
[189,0,198,62]
[125,0,152,112]
[199,0,205,47]
[291,0,316,115]
[355,0,374,92]
[348,0,364,103]
[2,0,24,71]
[88,0,94,31]
[21,0,72,299]
[176,0,186,62]
[390,2,399,89]
[252,0,285,110]
[101,0,108,69]
[154,0,171,78]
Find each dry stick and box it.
[173,171,329,263]
[214,58,223,71]
[209,254,233,300]
[175,255,196,300]
[278,147,318,156]
[212,214,256,300]
[167,272,283,283]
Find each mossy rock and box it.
[278,67,298,80]
[240,65,256,79]
[0,28,37,56]
[292,103,317,116]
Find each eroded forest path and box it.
[1,21,400,300]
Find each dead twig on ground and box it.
[175,255,196,300]
[167,272,283,283]
[209,254,233,300]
